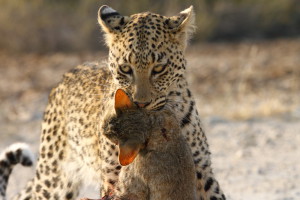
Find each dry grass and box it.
[187,38,300,119]
[0,39,299,122]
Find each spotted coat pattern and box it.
[1,5,225,200]
[0,143,34,200]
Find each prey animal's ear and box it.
[165,6,195,49]
[118,140,142,166]
[115,89,135,115]
[98,5,130,34]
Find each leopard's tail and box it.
[0,143,34,200]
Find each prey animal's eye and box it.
[152,64,167,75]
[119,64,132,74]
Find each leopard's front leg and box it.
[182,101,226,200]
[99,136,120,197]
[99,112,122,197]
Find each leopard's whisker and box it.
[166,99,186,104]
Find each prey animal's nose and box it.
[134,101,151,108]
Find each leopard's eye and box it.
[152,64,166,75]
[119,64,132,74]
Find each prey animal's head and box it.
[105,89,152,166]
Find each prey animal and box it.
[100,89,197,200]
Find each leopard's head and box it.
[98,5,194,110]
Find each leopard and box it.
[0,5,225,200]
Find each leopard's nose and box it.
[134,101,151,108]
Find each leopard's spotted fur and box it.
[0,5,225,200]
[0,143,34,200]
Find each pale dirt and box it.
[3,116,300,200]
[1,39,300,200]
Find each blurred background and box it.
[0,0,299,200]
[0,0,299,52]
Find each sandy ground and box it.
[0,39,300,199]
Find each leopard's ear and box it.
[98,6,130,47]
[118,140,142,166]
[165,6,195,49]
[98,5,130,34]
[115,89,135,115]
